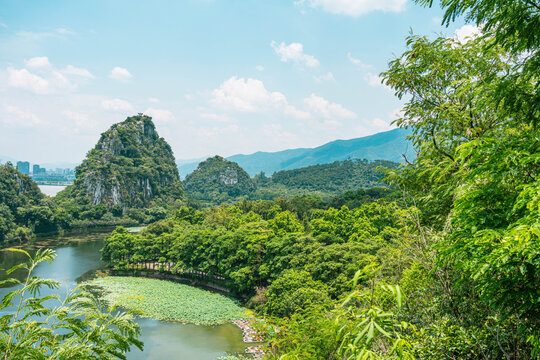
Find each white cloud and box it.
[5,58,94,94]
[256,65,264,71]
[211,76,311,119]
[102,98,133,112]
[372,118,392,129]
[365,72,392,91]
[283,103,312,119]
[365,73,382,86]
[454,24,482,44]
[304,94,356,119]
[15,28,74,41]
[432,16,442,25]
[25,56,51,69]
[144,108,175,124]
[390,108,404,121]
[148,97,160,103]
[296,0,407,16]
[7,68,51,94]
[353,117,395,137]
[55,28,75,35]
[63,65,95,79]
[62,110,89,123]
[261,123,299,144]
[196,124,240,138]
[109,66,133,80]
[1,105,42,126]
[314,72,336,83]
[271,41,320,68]
[200,112,233,122]
[347,53,373,69]
[0,22,7,28]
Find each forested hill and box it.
[265,159,398,193]
[183,156,255,203]
[183,157,397,206]
[177,127,411,177]
[56,115,184,210]
[0,164,69,243]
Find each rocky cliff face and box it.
[183,156,255,200]
[60,115,183,209]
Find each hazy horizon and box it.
[1,126,406,168]
[0,0,469,163]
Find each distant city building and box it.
[17,161,30,175]
[33,164,41,175]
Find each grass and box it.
[84,276,249,325]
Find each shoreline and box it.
[232,319,265,359]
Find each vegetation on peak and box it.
[183,157,397,207]
[183,155,255,204]
[55,115,184,225]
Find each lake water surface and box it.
[0,231,246,359]
[38,184,67,196]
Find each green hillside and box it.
[0,164,67,242]
[183,156,256,204]
[269,159,397,193]
[55,115,184,225]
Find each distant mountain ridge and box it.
[177,128,412,177]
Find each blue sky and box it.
[0,0,469,164]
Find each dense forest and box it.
[183,156,256,204]
[1,0,538,358]
[0,164,70,242]
[0,119,392,243]
[184,158,396,206]
[102,0,540,358]
[264,159,397,193]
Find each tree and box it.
[417,0,540,55]
[382,15,539,356]
[0,205,14,242]
[263,269,330,317]
[416,0,539,123]
[101,227,135,265]
[0,248,143,359]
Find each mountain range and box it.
[177,127,412,177]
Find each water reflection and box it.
[0,231,246,359]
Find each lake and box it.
[0,231,247,359]
[38,184,67,196]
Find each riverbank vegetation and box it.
[84,276,249,325]
[0,164,71,244]
[101,197,405,309]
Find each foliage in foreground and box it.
[265,266,414,360]
[84,276,249,325]
[0,248,142,359]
